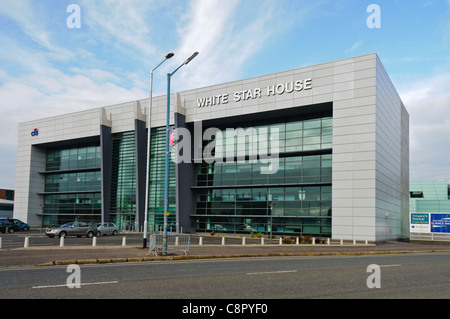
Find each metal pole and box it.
[270,206,273,244]
[269,202,275,244]
[143,53,174,249]
[143,69,153,248]
[162,52,199,255]
[163,73,171,255]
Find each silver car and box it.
[46,222,98,238]
[96,222,118,236]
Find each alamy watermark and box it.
[366,264,381,289]
[367,4,381,29]
[66,4,81,29]
[170,121,280,174]
[66,264,81,288]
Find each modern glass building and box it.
[14,53,410,242]
[409,181,450,241]
[410,181,450,213]
[0,189,14,218]
[193,114,333,236]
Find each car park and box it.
[0,220,20,234]
[45,222,98,238]
[96,222,118,236]
[0,218,29,231]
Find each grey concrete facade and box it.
[14,53,409,242]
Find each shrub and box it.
[300,235,312,244]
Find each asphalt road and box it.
[1,252,450,300]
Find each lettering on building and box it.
[197,79,312,108]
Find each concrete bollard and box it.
[122,236,126,246]
[0,237,2,249]
[353,239,356,245]
[296,237,299,245]
[222,236,225,245]
[199,237,203,245]
[365,239,368,245]
[327,238,330,245]
[242,237,246,245]
[261,237,264,245]
[92,236,97,247]
[340,239,344,245]
[175,237,179,246]
[60,236,64,247]
[24,237,29,248]
[279,238,282,245]
[312,237,316,245]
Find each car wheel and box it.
[8,228,15,234]
[87,231,94,238]
[97,231,102,236]
[23,226,29,231]
[59,232,66,238]
[112,230,117,236]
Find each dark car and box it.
[0,218,30,231]
[0,220,20,234]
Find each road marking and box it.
[246,270,297,275]
[32,280,119,289]
[380,264,401,268]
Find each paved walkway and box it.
[1,241,450,268]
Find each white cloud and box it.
[78,0,159,60]
[0,0,75,62]
[0,70,146,189]
[399,73,450,181]
[345,41,363,54]
[167,0,290,92]
[0,1,154,188]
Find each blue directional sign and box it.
[430,214,450,233]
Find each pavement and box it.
[2,239,450,268]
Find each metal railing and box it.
[410,232,450,242]
[148,232,190,257]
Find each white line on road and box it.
[246,270,297,275]
[379,264,402,268]
[32,281,119,289]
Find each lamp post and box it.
[143,52,174,249]
[269,202,275,244]
[163,52,199,255]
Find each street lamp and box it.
[269,202,275,244]
[143,52,174,248]
[163,52,199,255]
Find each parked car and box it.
[0,220,20,234]
[0,218,29,231]
[96,222,118,236]
[45,222,98,238]
[237,224,255,231]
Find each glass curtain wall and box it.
[110,131,137,231]
[194,115,332,237]
[147,126,176,232]
[43,146,101,226]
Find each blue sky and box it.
[0,0,450,189]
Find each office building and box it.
[14,53,409,242]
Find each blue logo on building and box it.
[31,128,39,136]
